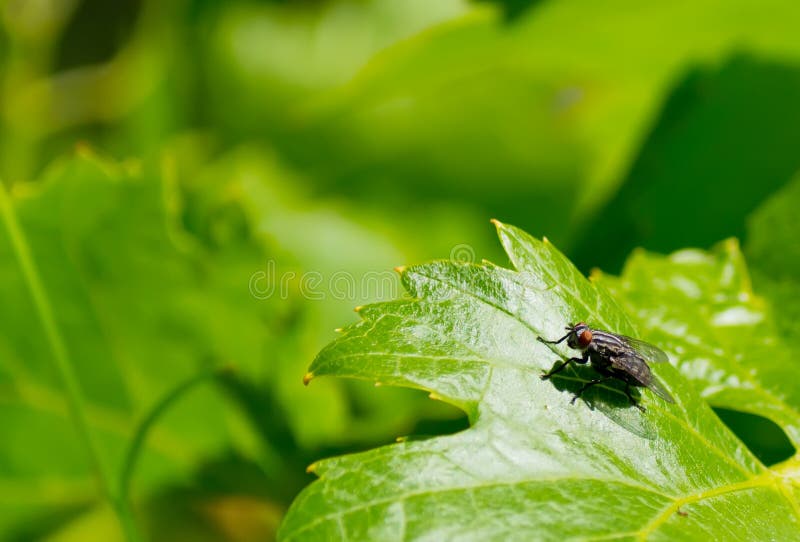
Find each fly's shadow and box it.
[543,360,640,409]
[541,361,657,440]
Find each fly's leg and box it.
[624,382,646,412]
[540,351,588,380]
[570,375,614,404]
[537,332,572,346]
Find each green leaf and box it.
[0,152,270,537]
[746,174,800,280]
[280,222,800,540]
[598,239,800,448]
[745,174,800,344]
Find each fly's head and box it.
[566,322,593,350]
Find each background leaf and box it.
[745,174,800,345]
[0,152,271,538]
[0,147,477,539]
[598,242,800,458]
[573,56,800,272]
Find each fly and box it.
[537,322,674,411]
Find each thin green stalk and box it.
[119,366,230,503]
[0,181,140,541]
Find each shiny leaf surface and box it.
[280,222,800,541]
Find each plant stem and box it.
[119,366,230,501]
[0,181,141,542]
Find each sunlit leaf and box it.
[280,222,800,540]
[745,174,800,344]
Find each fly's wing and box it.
[646,374,675,404]
[615,334,669,364]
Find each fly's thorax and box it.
[588,330,627,356]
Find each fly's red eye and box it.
[578,329,593,347]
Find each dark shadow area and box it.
[544,361,641,411]
[220,372,472,495]
[472,0,547,21]
[336,378,475,448]
[574,54,800,273]
[543,362,659,440]
[402,412,471,442]
[219,374,321,499]
[713,407,795,466]
[56,0,142,70]
[142,476,282,542]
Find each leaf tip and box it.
[489,218,507,233]
[306,461,319,474]
[302,372,315,386]
[723,237,741,252]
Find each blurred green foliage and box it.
[1,0,800,540]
